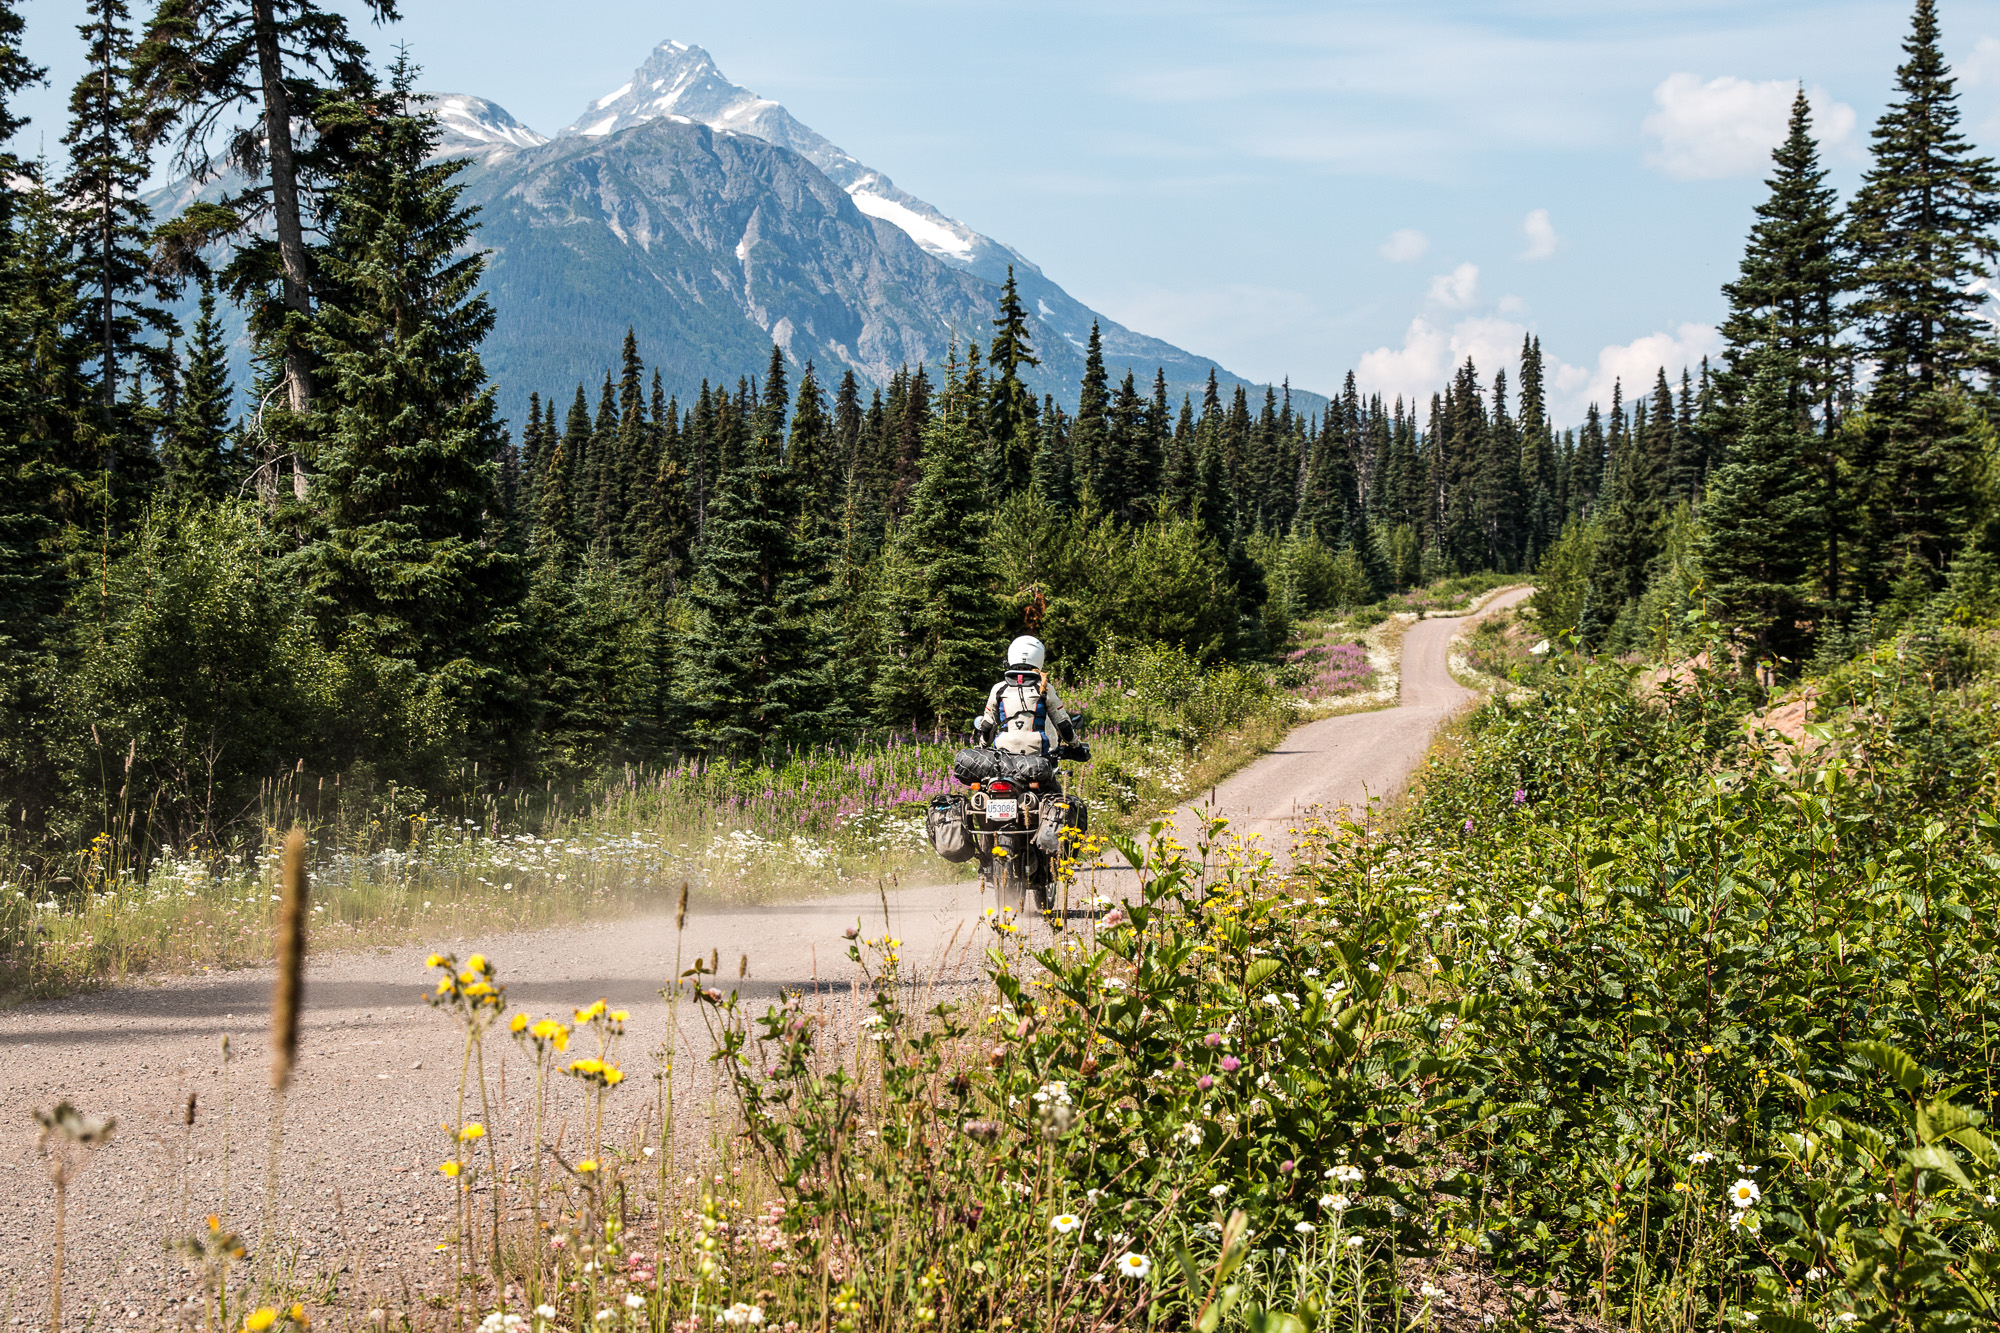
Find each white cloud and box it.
[1641,74,1856,180]
[1355,315,1533,409]
[1961,36,2000,85]
[1425,262,1480,309]
[1355,315,1722,426]
[1550,323,1723,422]
[1380,228,1429,262]
[1520,208,1559,260]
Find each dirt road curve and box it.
[0,587,1528,1327]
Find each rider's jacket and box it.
[981,670,1074,756]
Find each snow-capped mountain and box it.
[559,41,993,273]
[431,94,548,159]
[142,40,1320,422]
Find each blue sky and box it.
[12,0,2000,424]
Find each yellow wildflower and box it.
[244,1310,278,1333]
[459,1124,486,1142]
[510,1013,529,1033]
[426,953,446,968]
[467,953,488,973]
[439,1161,460,1177]
[577,1159,599,1173]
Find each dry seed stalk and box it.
[259,828,309,1292]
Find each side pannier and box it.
[926,795,976,863]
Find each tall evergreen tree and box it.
[1071,323,1109,504]
[1699,352,1817,665]
[135,0,397,416]
[1848,0,2000,592]
[299,62,518,694]
[162,276,233,498]
[873,353,997,729]
[63,0,177,425]
[985,266,1039,495]
[1715,88,1849,454]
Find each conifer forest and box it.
[0,0,1996,872]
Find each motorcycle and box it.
[953,710,1090,917]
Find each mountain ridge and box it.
[145,40,1328,425]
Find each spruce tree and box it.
[787,362,837,532]
[63,0,177,427]
[135,0,396,416]
[677,403,826,753]
[1071,323,1109,504]
[162,276,233,498]
[1849,0,2000,593]
[1699,352,1817,665]
[1032,394,1074,510]
[1715,88,1849,457]
[300,61,518,689]
[985,266,1039,496]
[873,354,998,729]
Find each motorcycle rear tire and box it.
[987,849,1028,915]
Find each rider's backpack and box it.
[994,675,1050,756]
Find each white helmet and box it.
[1006,635,1046,670]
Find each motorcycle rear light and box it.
[989,781,1014,794]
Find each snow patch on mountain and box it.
[849,191,973,261]
[429,93,548,160]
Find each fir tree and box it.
[162,276,233,498]
[1031,394,1074,511]
[1071,323,1109,503]
[1715,88,1849,447]
[135,0,395,415]
[299,61,518,689]
[1699,352,1817,665]
[63,0,177,425]
[677,401,826,752]
[873,353,998,729]
[787,361,837,532]
[1848,0,2000,592]
[985,266,1039,495]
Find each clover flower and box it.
[624,1295,644,1310]
[1295,1221,1315,1234]
[1209,1184,1229,1199]
[717,1305,763,1327]
[1221,1056,1241,1073]
[1051,1213,1082,1234]
[1116,1252,1152,1280]
[1329,1164,1365,1184]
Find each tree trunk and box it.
[250,0,311,419]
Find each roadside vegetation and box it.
[32,606,1987,1333]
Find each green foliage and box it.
[992,495,1238,667]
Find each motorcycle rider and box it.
[973,636,1079,757]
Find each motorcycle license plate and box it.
[986,798,1018,820]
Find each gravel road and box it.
[0,587,1527,1328]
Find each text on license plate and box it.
[986,799,1018,820]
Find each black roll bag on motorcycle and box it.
[925,714,1090,916]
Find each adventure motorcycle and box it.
[927,713,1091,917]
